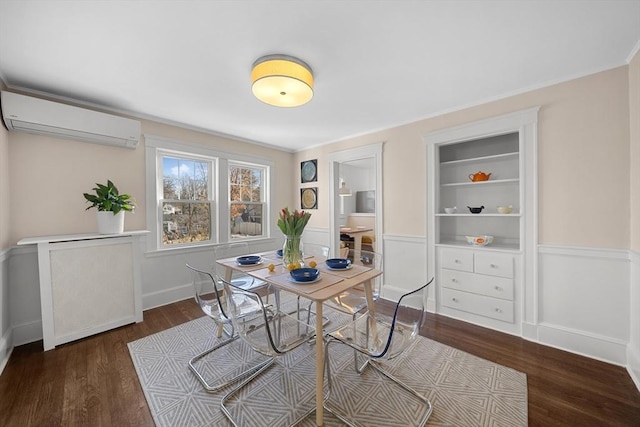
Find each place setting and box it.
[317,257,372,278]
[266,265,344,294]
[219,254,267,272]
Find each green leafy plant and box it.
[83,180,135,214]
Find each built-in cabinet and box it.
[426,108,538,336]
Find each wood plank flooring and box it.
[1,298,639,426]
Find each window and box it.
[229,162,265,239]
[145,135,273,252]
[161,155,213,246]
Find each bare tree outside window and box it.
[230,164,264,238]
[162,156,212,245]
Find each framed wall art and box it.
[301,187,318,210]
[300,159,317,183]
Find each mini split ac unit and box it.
[1,91,141,149]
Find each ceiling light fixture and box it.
[251,54,314,107]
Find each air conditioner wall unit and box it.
[1,91,141,149]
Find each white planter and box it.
[97,211,125,234]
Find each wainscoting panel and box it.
[629,250,640,389]
[0,247,12,374]
[536,245,630,365]
[7,246,41,347]
[381,234,430,306]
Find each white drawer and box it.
[440,249,474,272]
[441,288,514,323]
[440,269,514,301]
[474,252,514,278]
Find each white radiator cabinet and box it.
[17,231,148,350]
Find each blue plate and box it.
[290,267,320,282]
[236,255,262,265]
[326,258,351,269]
[276,249,283,257]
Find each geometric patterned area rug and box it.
[128,315,527,426]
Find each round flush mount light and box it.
[251,54,314,107]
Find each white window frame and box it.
[145,135,273,253]
[158,151,216,249]
[228,160,268,240]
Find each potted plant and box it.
[83,180,135,234]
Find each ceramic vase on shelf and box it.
[282,234,304,267]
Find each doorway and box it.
[327,143,383,258]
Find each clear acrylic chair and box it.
[185,264,274,392]
[219,278,318,427]
[323,278,434,427]
[213,241,267,291]
[323,248,383,370]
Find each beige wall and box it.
[0,81,9,250]
[7,112,294,244]
[298,66,632,249]
[631,50,640,252]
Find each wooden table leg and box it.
[315,301,324,426]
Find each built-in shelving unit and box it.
[425,108,538,336]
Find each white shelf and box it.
[441,178,519,187]
[436,241,521,252]
[436,213,521,217]
[440,151,519,166]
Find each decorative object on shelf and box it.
[444,206,457,214]
[466,235,494,246]
[468,171,492,182]
[83,180,135,234]
[301,187,318,209]
[339,179,352,196]
[277,207,311,267]
[467,205,484,214]
[497,205,513,214]
[251,54,313,107]
[300,159,317,183]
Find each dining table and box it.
[217,250,382,426]
[340,226,373,258]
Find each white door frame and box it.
[327,143,384,258]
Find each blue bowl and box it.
[276,249,283,257]
[290,267,320,282]
[236,255,261,265]
[326,258,351,269]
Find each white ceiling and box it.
[0,1,639,152]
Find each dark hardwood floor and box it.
[1,298,639,426]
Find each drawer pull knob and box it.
[455,259,461,264]
[452,278,458,283]
[490,264,498,268]
[494,286,501,291]
[495,308,502,313]
[452,297,458,302]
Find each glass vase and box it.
[282,235,304,267]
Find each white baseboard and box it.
[0,327,13,376]
[11,319,42,347]
[531,322,628,366]
[142,282,194,311]
[628,345,640,391]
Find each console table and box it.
[17,230,148,350]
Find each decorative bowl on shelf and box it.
[465,235,494,246]
[467,206,484,214]
[497,205,513,214]
[444,207,457,214]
